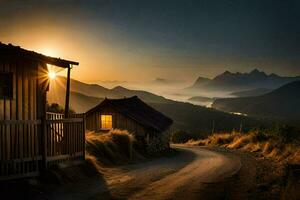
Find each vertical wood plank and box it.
[0,61,4,120]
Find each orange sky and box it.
[1,0,299,84]
[3,26,222,84]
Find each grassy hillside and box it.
[150,101,261,136]
[187,129,300,199]
[212,81,300,122]
[187,128,300,164]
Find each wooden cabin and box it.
[0,42,85,180]
[85,96,173,153]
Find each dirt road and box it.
[105,145,241,200]
[51,145,242,200]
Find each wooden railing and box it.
[0,113,85,181]
[46,112,64,120]
[0,120,42,180]
[45,117,85,167]
[46,112,84,120]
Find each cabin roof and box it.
[87,96,173,132]
[0,42,79,68]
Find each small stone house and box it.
[85,96,173,153]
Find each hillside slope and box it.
[49,76,170,104]
[47,77,262,135]
[149,101,259,136]
[212,81,300,120]
[230,88,272,97]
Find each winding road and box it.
[106,145,241,200]
[51,145,242,200]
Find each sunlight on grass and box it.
[187,130,300,164]
[85,129,135,166]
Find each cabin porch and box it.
[0,113,85,181]
[0,42,85,181]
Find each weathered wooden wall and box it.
[0,57,86,181]
[0,58,35,120]
[0,57,48,179]
[0,57,49,120]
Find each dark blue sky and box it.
[1,0,299,81]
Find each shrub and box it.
[273,125,300,143]
[207,133,239,146]
[171,130,196,143]
[46,102,75,114]
[227,134,252,149]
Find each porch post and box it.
[64,65,71,118]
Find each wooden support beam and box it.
[64,65,71,118]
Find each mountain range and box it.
[188,69,300,93]
[212,80,300,121]
[47,76,261,135]
[48,76,171,111]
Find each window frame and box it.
[100,114,113,130]
[0,72,13,99]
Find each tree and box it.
[46,102,75,114]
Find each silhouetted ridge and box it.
[188,69,300,92]
[212,80,300,121]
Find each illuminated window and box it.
[101,115,112,129]
[0,72,13,99]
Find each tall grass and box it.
[187,129,300,164]
[86,129,135,166]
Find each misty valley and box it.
[48,69,300,133]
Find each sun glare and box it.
[48,71,57,80]
[41,47,58,57]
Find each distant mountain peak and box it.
[196,76,210,81]
[188,68,300,92]
[250,68,260,73]
[269,73,280,78]
[193,76,210,86]
[213,70,234,80]
[249,68,267,76]
[223,70,232,75]
[112,86,128,91]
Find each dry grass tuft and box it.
[226,134,252,149]
[86,129,135,166]
[187,129,300,199]
[185,139,206,146]
[187,130,300,164]
[288,149,300,164]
